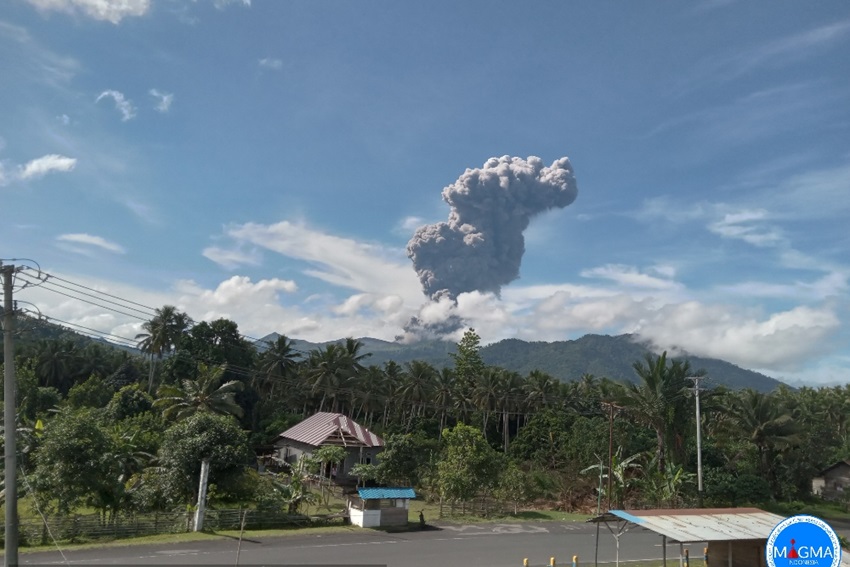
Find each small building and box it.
[813,460,850,501]
[275,412,384,484]
[589,507,786,567]
[347,487,416,528]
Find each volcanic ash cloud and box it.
[406,155,578,301]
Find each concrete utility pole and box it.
[193,458,211,532]
[3,263,18,567]
[687,376,707,508]
[600,401,621,511]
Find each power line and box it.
[23,313,140,349]
[22,268,156,312]
[19,273,154,318]
[17,275,150,322]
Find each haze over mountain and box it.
[258,332,786,392]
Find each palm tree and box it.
[723,389,801,491]
[432,368,455,435]
[350,365,388,426]
[473,367,501,433]
[524,370,557,414]
[153,363,244,420]
[255,335,301,399]
[136,305,191,392]
[382,361,404,426]
[617,352,694,473]
[497,370,524,451]
[34,339,72,391]
[400,360,436,426]
[306,344,351,413]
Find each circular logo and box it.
[766,515,842,567]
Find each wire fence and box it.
[2,508,348,547]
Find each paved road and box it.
[16,522,707,566]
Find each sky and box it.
[2,0,850,386]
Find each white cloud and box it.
[771,162,850,219]
[26,0,151,23]
[18,154,77,180]
[580,264,683,291]
[202,246,262,270]
[96,90,136,121]
[719,270,848,301]
[258,58,283,70]
[57,114,71,125]
[708,208,783,247]
[633,302,840,371]
[214,0,251,8]
[57,233,125,254]
[739,19,850,73]
[222,220,424,304]
[0,162,9,186]
[149,89,174,112]
[0,21,80,88]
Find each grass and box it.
[2,524,363,555]
[760,500,850,522]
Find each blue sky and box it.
[3,0,849,385]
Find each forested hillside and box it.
[264,332,784,391]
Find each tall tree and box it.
[451,328,485,390]
[723,389,801,495]
[618,352,695,473]
[437,423,500,510]
[256,335,301,399]
[136,305,190,392]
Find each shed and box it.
[347,487,416,528]
[588,507,786,567]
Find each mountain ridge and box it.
[257,332,786,391]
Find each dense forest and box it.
[1,306,848,523]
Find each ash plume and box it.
[407,155,578,300]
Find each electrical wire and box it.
[18,464,71,566]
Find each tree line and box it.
[2,305,848,524]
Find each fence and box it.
[2,508,347,547]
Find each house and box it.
[275,412,384,484]
[347,487,416,528]
[813,460,850,501]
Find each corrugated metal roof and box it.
[279,412,384,448]
[590,508,786,543]
[358,487,416,500]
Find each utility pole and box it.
[193,458,211,532]
[2,263,18,567]
[600,401,621,511]
[687,376,707,508]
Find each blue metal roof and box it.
[357,487,416,500]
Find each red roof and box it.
[279,412,384,448]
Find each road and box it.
[15,521,707,566]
